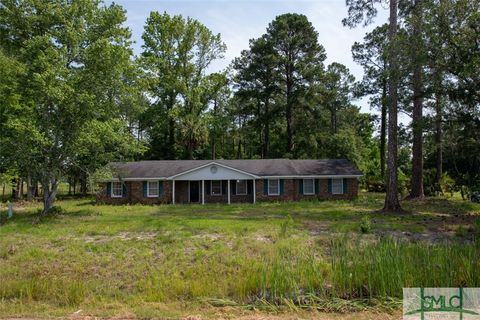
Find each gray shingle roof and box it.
[109,159,362,178]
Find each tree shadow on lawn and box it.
[402,197,478,216]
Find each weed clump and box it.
[359,215,372,234]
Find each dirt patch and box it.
[254,235,273,242]
[192,233,223,241]
[62,232,159,244]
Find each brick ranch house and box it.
[97,159,362,204]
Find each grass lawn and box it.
[0,193,479,319]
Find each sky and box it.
[114,0,390,115]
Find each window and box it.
[268,179,280,195]
[332,178,344,194]
[111,182,123,198]
[211,180,222,195]
[303,179,315,195]
[147,181,159,197]
[236,180,247,195]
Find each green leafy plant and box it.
[359,215,372,234]
[279,214,294,238]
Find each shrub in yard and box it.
[364,174,386,192]
[423,169,455,197]
[36,206,66,217]
[359,215,372,234]
[471,191,480,203]
[278,214,294,238]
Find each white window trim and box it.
[303,179,315,195]
[111,182,123,198]
[236,180,247,195]
[268,179,280,196]
[332,178,344,195]
[211,180,222,196]
[147,181,159,197]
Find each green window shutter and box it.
[343,178,347,194]
[280,179,284,195]
[263,179,268,195]
[232,180,237,195]
[315,179,319,194]
[299,179,304,195]
[328,179,332,194]
[206,180,211,195]
[247,180,253,195]
[122,182,127,197]
[106,182,111,197]
[159,181,164,196]
[143,181,147,197]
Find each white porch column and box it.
[202,180,205,205]
[253,179,256,204]
[172,179,175,204]
[227,179,231,204]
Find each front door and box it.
[189,181,200,203]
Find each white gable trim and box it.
[168,162,259,179]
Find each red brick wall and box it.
[317,178,358,199]
[96,178,358,204]
[255,178,358,202]
[96,180,172,204]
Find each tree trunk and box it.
[14,178,22,200]
[409,0,425,199]
[211,141,216,160]
[383,0,402,212]
[41,178,59,216]
[434,91,443,193]
[286,67,295,156]
[27,175,35,201]
[168,117,175,159]
[19,178,24,200]
[81,177,88,196]
[187,143,193,160]
[237,137,242,159]
[263,99,270,159]
[380,78,387,178]
[211,98,217,160]
[331,108,337,134]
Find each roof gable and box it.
[169,162,259,180]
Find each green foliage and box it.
[423,168,455,197]
[278,214,294,239]
[359,215,372,234]
[0,0,143,210]
[140,11,226,159]
[471,191,480,203]
[331,237,480,298]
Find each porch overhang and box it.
[168,162,258,205]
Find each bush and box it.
[359,215,372,234]
[36,206,67,217]
[423,169,455,197]
[365,174,385,193]
[278,214,294,238]
[471,191,480,203]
